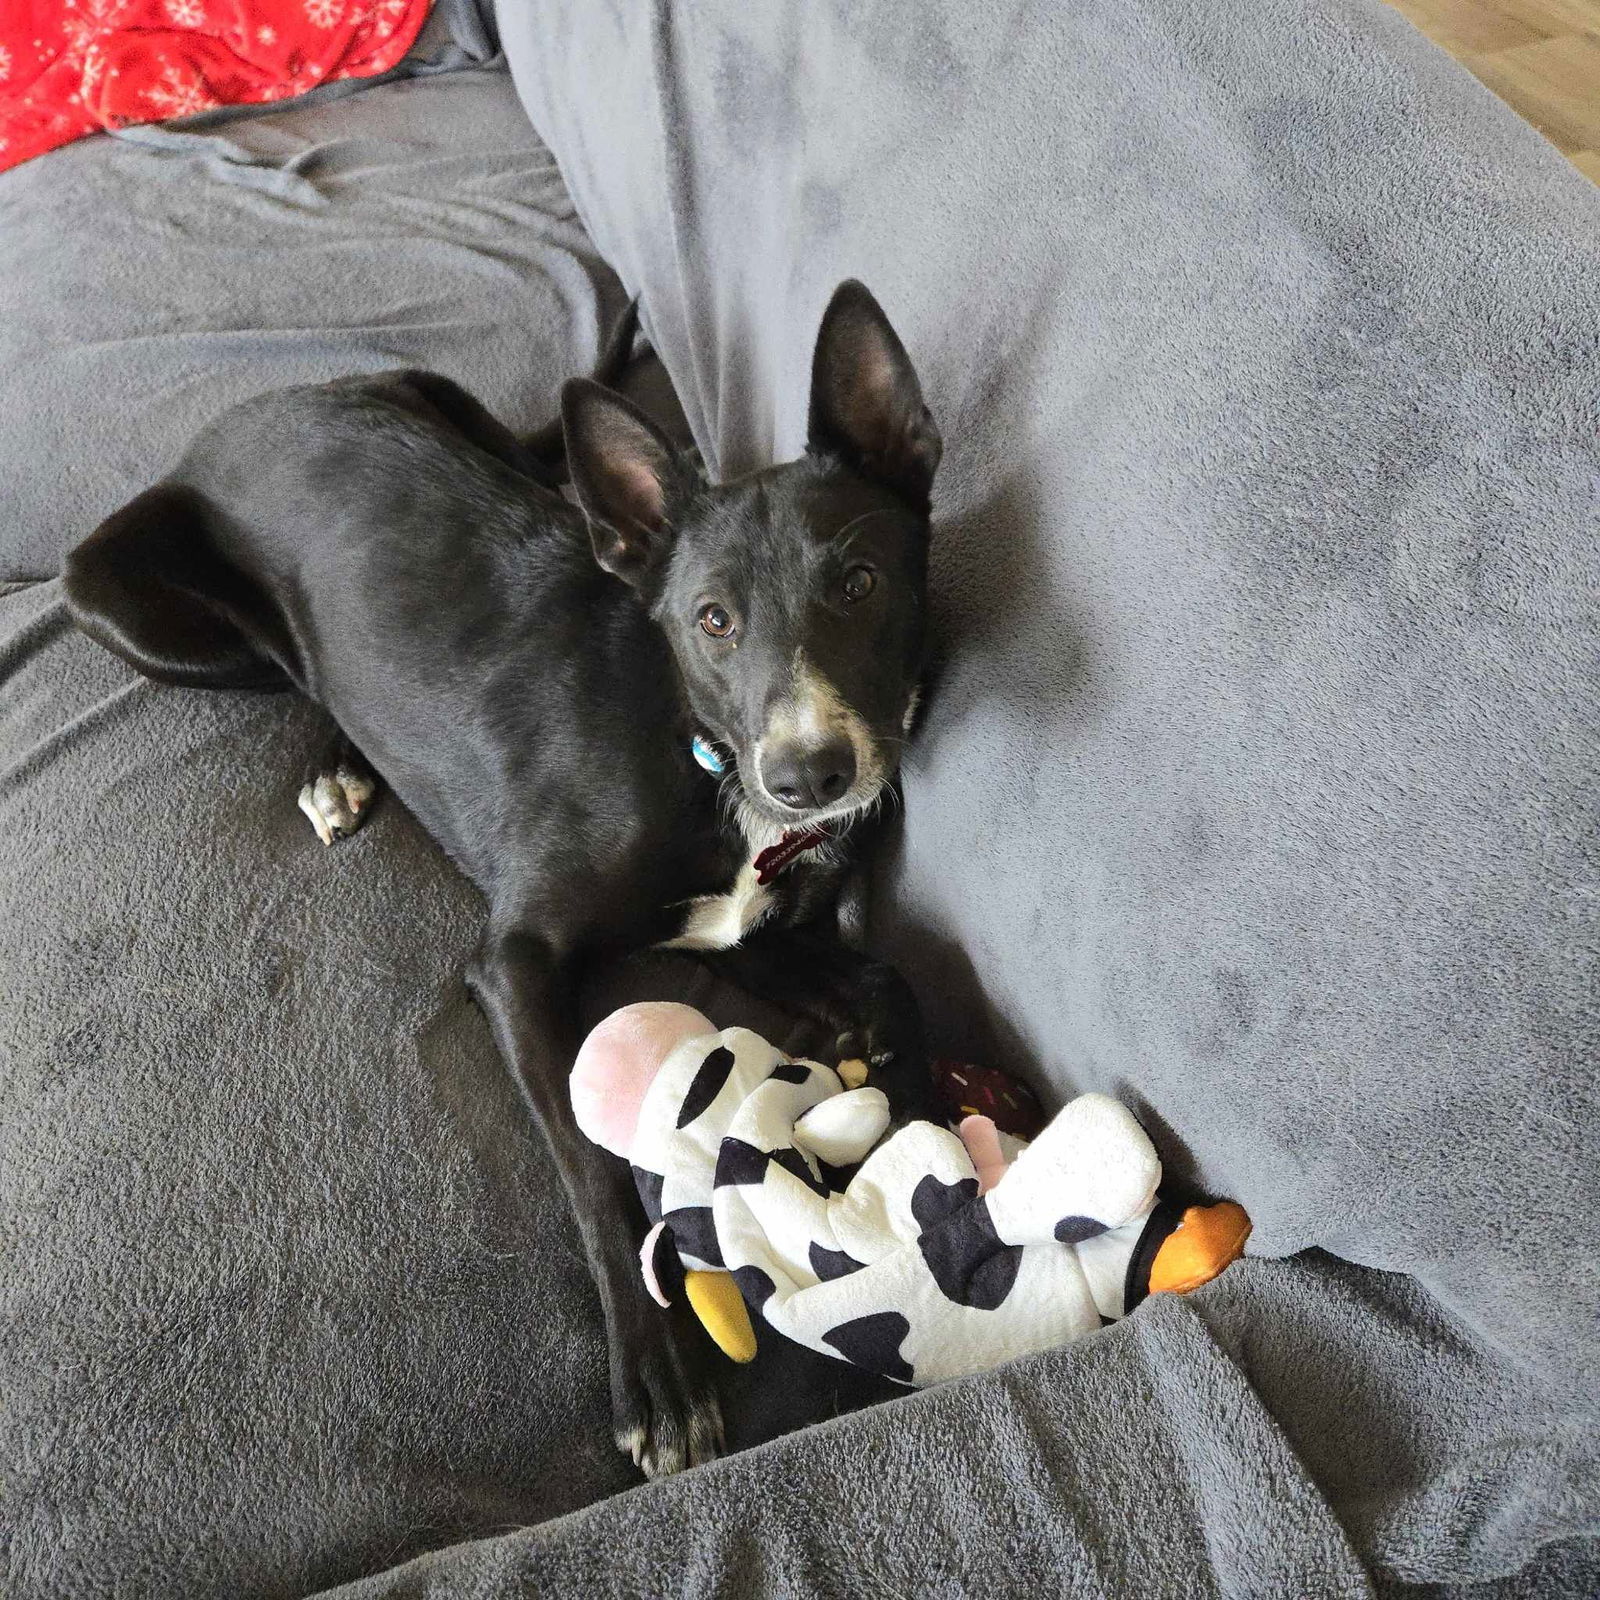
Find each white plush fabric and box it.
[630,1027,1164,1386]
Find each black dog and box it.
[64,282,942,1476]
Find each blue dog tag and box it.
[691,735,727,777]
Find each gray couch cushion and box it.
[490,0,1600,1589]
[0,63,621,580]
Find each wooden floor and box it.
[1386,0,1600,181]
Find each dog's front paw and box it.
[834,1019,932,1123]
[296,760,377,846]
[612,1307,724,1479]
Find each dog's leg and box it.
[469,923,724,1479]
[834,862,872,951]
[701,930,933,1120]
[297,732,380,846]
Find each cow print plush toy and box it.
[571,1003,1251,1387]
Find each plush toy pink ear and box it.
[958,1114,1010,1194]
[570,1002,715,1158]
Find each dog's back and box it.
[68,371,718,911]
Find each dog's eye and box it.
[699,603,736,639]
[842,566,877,604]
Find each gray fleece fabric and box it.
[4,0,1598,1594]
[0,582,900,1599]
[0,582,629,1596]
[328,1257,1600,1600]
[0,62,622,581]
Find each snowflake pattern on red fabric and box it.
[0,0,430,172]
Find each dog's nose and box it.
[762,740,856,811]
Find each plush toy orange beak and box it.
[1148,1201,1252,1295]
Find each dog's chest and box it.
[658,811,826,952]
[659,859,774,952]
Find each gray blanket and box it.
[0,577,889,1600]
[330,1260,1598,1599]
[0,579,627,1597]
[4,0,1597,1595]
[0,62,620,580]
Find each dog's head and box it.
[563,281,940,830]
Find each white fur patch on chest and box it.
[658,806,792,953]
[659,860,774,951]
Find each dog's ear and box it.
[808,280,941,510]
[562,379,687,585]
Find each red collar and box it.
[752,825,835,885]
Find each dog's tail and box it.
[65,483,298,692]
[523,296,644,482]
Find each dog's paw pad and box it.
[615,1422,648,1471]
[297,767,373,846]
[613,1320,724,1480]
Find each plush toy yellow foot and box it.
[684,1269,758,1363]
[1148,1201,1252,1295]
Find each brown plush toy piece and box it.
[932,1058,1048,1140]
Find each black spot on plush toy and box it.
[571,1005,1251,1387]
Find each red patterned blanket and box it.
[0,0,430,173]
